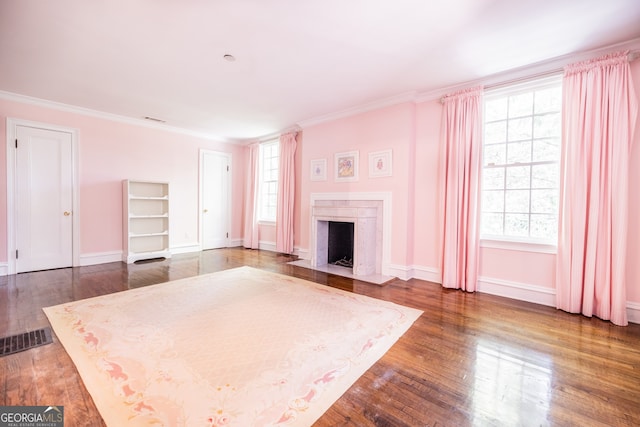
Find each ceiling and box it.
[1,0,640,143]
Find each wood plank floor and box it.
[1,248,639,426]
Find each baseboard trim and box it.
[410,265,441,284]
[0,263,8,276]
[79,251,123,266]
[627,301,640,325]
[171,244,201,255]
[229,239,243,247]
[259,241,276,252]
[293,247,309,259]
[477,276,556,307]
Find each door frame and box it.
[6,118,80,274]
[198,149,232,250]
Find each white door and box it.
[15,126,74,272]
[201,150,230,250]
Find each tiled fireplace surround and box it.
[310,192,392,279]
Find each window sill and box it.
[258,220,276,226]
[480,238,557,254]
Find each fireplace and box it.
[327,221,354,268]
[310,193,390,277]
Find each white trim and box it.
[480,239,557,254]
[6,118,81,275]
[259,240,277,252]
[229,238,244,247]
[477,276,557,307]
[627,302,640,325]
[388,264,413,281]
[416,37,640,103]
[409,265,441,284]
[171,243,201,255]
[79,251,122,266]
[293,247,309,260]
[0,90,238,144]
[0,263,8,276]
[309,191,392,276]
[199,149,232,250]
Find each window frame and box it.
[480,74,563,249]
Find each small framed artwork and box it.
[335,150,359,182]
[369,149,392,178]
[310,158,327,181]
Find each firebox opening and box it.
[328,221,354,268]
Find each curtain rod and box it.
[440,49,640,103]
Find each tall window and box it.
[481,77,562,243]
[258,140,279,222]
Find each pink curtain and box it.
[439,86,483,292]
[243,143,260,249]
[557,51,638,326]
[276,132,297,253]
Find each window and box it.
[258,140,279,222]
[481,77,562,244]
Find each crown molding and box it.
[415,37,640,103]
[0,90,241,144]
[296,91,417,129]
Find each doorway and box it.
[6,119,79,274]
[199,149,231,250]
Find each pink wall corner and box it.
[297,102,416,266]
[0,97,245,264]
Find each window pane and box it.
[506,165,530,189]
[505,190,529,213]
[482,213,504,235]
[509,93,533,117]
[534,87,562,114]
[505,213,529,236]
[508,117,532,141]
[482,190,504,212]
[483,167,504,190]
[530,214,557,240]
[506,141,532,164]
[531,189,558,214]
[534,113,560,138]
[484,143,506,165]
[485,121,507,144]
[531,163,558,188]
[486,98,508,121]
[532,138,560,162]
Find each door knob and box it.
[63,211,71,216]
[203,209,209,213]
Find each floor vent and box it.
[0,327,53,357]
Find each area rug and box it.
[44,266,422,426]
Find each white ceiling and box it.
[1,0,640,143]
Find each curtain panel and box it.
[243,143,260,249]
[557,51,638,326]
[439,86,483,292]
[276,132,298,254]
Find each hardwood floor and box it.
[1,248,639,426]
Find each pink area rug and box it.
[44,266,422,426]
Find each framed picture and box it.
[334,151,359,182]
[310,158,327,181]
[368,149,392,178]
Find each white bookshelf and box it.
[122,180,170,263]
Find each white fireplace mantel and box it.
[309,192,392,277]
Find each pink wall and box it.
[0,97,246,262]
[297,103,416,266]
[294,61,640,307]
